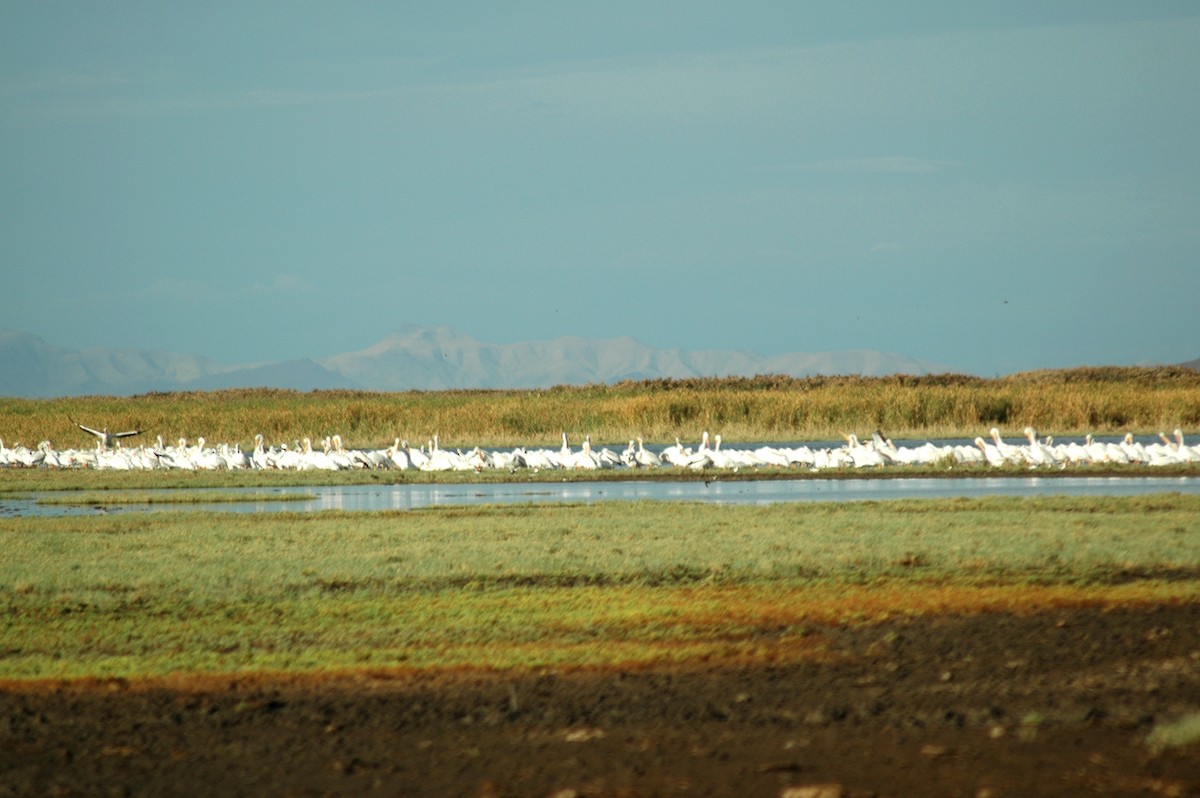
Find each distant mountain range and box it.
[0,325,1002,397]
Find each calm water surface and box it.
[4,476,1199,517]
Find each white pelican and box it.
[1119,433,1146,464]
[70,416,142,449]
[405,441,430,470]
[273,442,303,470]
[708,434,737,469]
[620,440,638,467]
[421,436,462,471]
[553,432,573,468]
[520,446,555,470]
[1083,434,1110,463]
[189,438,225,470]
[751,445,791,468]
[251,434,273,469]
[672,432,713,470]
[220,443,251,469]
[633,438,661,468]
[491,449,520,470]
[387,438,411,470]
[1173,429,1200,461]
[660,437,694,467]
[845,434,884,468]
[567,435,601,469]
[463,447,492,470]
[326,435,361,469]
[11,441,46,467]
[596,444,622,468]
[869,430,899,465]
[989,428,1021,464]
[1023,427,1056,467]
[974,437,1007,468]
[781,445,815,468]
[299,437,340,470]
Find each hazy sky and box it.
[3,2,1197,376]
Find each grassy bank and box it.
[2,367,1198,450]
[2,458,1196,495]
[3,495,1197,679]
[34,490,316,505]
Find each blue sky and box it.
[3,2,1197,376]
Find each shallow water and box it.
[4,476,1198,517]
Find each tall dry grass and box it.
[2,367,1198,449]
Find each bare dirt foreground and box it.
[3,605,1199,798]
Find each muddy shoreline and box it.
[3,605,1199,796]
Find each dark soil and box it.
[3,605,1199,797]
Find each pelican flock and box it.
[0,426,1197,472]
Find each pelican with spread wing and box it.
[70,416,142,449]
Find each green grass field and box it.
[3,495,1197,680]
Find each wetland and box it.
[3,372,1199,795]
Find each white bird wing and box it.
[70,417,105,438]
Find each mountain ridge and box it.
[315,326,951,392]
[0,325,1038,398]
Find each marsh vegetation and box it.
[3,373,1198,795]
[2,368,1198,451]
[3,495,1197,679]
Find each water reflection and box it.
[6,476,1199,517]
